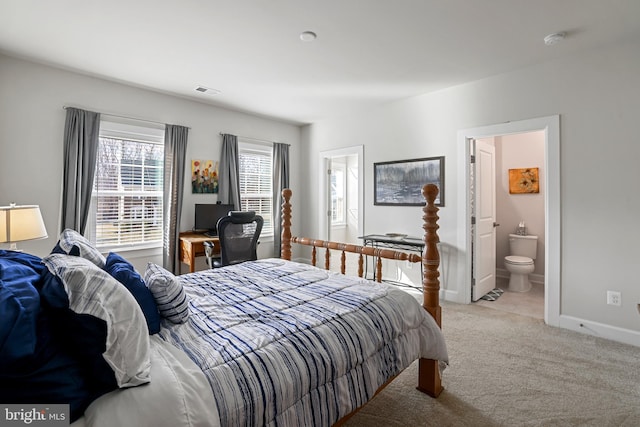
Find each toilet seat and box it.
[505,255,533,265]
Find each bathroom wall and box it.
[495,131,546,278]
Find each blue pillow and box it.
[0,251,44,366]
[0,250,47,274]
[104,252,161,334]
[0,251,95,422]
[0,310,99,422]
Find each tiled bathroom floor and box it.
[474,277,544,319]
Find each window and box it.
[238,142,273,236]
[88,120,165,251]
[330,162,346,225]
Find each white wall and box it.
[0,54,301,273]
[300,39,640,344]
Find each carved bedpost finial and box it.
[281,188,292,261]
[422,184,441,327]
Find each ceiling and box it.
[1,0,639,125]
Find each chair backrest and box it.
[216,211,263,266]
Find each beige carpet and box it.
[345,301,640,427]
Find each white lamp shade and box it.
[0,204,48,243]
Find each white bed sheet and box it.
[71,335,220,427]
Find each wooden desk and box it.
[179,232,220,274]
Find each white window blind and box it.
[89,120,165,250]
[238,142,273,236]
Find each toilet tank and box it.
[508,234,538,259]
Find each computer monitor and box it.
[194,203,234,237]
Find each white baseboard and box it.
[441,289,460,303]
[496,267,544,285]
[559,315,640,348]
[496,268,509,279]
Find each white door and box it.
[472,139,497,301]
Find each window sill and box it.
[330,223,347,229]
[259,235,274,244]
[97,244,162,258]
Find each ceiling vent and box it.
[195,86,221,95]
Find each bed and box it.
[0,184,447,427]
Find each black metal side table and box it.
[359,234,425,287]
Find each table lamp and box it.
[0,203,48,251]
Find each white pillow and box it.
[144,263,190,324]
[42,254,150,387]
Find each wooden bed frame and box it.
[280,184,443,399]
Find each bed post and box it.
[281,188,292,261]
[417,183,443,397]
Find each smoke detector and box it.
[544,32,566,46]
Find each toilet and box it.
[504,234,538,292]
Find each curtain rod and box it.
[219,132,290,146]
[63,106,191,129]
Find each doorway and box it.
[319,146,364,243]
[473,132,546,319]
[457,116,560,326]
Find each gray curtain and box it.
[61,107,101,234]
[272,143,290,257]
[163,124,188,273]
[218,134,241,209]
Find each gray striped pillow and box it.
[42,254,151,388]
[55,228,106,268]
[144,263,189,324]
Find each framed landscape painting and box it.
[374,156,444,206]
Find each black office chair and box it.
[204,211,263,268]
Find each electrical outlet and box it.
[606,291,621,306]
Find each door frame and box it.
[318,145,364,241]
[457,116,560,326]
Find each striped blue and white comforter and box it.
[158,259,448,427]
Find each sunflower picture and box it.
[192,159,219,193]
[508,168,539,194]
